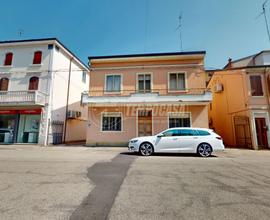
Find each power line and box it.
[256,0,270,44]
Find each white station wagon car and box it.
[128,128,225,157]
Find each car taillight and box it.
[216,136,222,140]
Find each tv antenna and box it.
[176,13,183,52]
[18,29,24,38]
[256,0,270,44]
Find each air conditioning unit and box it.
[67,110,82,119]
[214,83,223,93]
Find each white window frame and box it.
[136,72,153,93]
[101,112,123,132]
[167,72,188,92]
[167,112,192,128]
[104,74,122,94]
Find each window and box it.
[82,71,87,83]
[33,51,42,64]
[168,113,191,128]
[197,130,211,136]
[250,75,263,96]
[178,129,197,136]
[163,129,180,137]
[102,113,122,131]
[106,75,121,92]
[28,77,39,91]
[0,78,9,91]
[138,74,151,93]
[4,53,13,66]
[169,73,186,91]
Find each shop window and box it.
[4,53,13,66]
[17,114,40,143]
[106,75,121,92]
[168,112,191,128]
[169,73,186,91]
[250,75,263,96]
[102,112,122,131]
[33,51,42,64]
[0,78,9,91]
[28,77,39,91]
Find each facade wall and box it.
[0,40,89,145]
[208,68,270,149]
[89,66,206,97]
[86,105,208,146]
[0,43,53,145]
[86,55,209,147]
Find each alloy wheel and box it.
[198,144,212,157]
[140,143,153,156]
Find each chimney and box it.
[226,58,233,69]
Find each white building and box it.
[0,38,89,145]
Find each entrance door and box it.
[255,118,269,149]
[138,110,152,137]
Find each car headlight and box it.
[130,139,138,143]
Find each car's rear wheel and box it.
[197,143,212,157]
[139,142,154,156]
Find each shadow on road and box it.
[70,153,136,220]
[120,151,217,158]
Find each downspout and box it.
[63,57,73,143]
[45,45,55,146]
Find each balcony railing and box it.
[87,88,209,97]
[0,91,47,106]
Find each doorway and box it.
[255,117,269,149]
[137,110,152,137]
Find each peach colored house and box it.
[82,52,212,147]
[208,52,270,150]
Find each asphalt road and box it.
[0,146,270,220]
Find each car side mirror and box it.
[157,134,164,138]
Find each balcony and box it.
[82,89,212,106]
[0,91,47,106]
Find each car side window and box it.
[163,129,180,137]
[197,130,211,136]
[179,129,197,136]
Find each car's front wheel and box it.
[139,142,154,156]
[197,143,212,157]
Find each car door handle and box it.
[193,137,199,139]
[173,138,178,141]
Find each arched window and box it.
[4,53,13,66]
[0,78,9,91]
[28,77,39,91]
[33,51,42,64]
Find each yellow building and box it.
[208,52,270,150]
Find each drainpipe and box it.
[63,57,73,143]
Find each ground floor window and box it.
[0,110,41,144]
[168,112,191,128]
[0,114,17,143]
[17,114,40,143]
[102,112,122,131]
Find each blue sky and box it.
[1,0,269,68]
